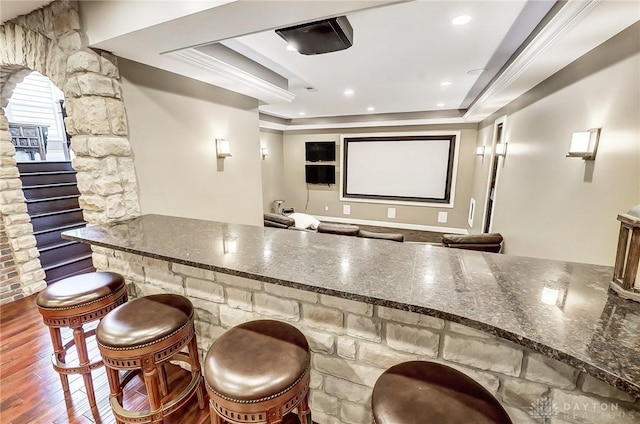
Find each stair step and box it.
[31,208,84,232]
[17,161,73,173]
[22,183,80,200]
[34,223,86,247]
[39,242,92,267]
[44,254,94,284]
[26,195,80,215]
[47,267,95,285]
[19,171,77,185]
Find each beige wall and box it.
[470,24,640,266]
[282,124,478,231]
[260,129,286,213]
[119,59,264,226]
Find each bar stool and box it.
[204,320,311,424]
[36,271,128,411]
[96,294,205,423]
[372,361,512,424]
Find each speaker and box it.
[275,16,353,55]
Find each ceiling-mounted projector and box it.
[275,16,353,55]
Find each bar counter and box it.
[63,214,640,400]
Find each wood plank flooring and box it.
[0,295,210,424]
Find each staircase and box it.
[17,161,94,284]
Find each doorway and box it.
[6,71,71,162]
[483,115,506,233]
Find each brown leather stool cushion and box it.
[373,361,512,424]
[96,294,193,349]
[204,320,310,402]
[36,272,125,309]
[358,230,404,242]
[317,222,359,236]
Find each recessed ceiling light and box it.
[298,112,306,116]
[286,45,297,52]
[440,81,452,86]
[452,15,472,26]
[344,88,354,96]
[437,103,445,107]
[367,106,375,112]
[467,68,487,76]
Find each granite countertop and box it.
[63,214,640,397]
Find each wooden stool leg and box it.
[189,336,206,409]
[72,326,96,410]
[105,366,124,424]
[298,390,311,424]
[49,327,70,398]
[157,364,168,397]
[142,357,163,424]
[209,403,224,424]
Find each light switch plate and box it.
[438,211,448,223]
[343,205,351,215]
[387,208,396,219]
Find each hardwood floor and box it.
[0,295,210,424]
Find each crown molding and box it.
[165,48,296,104]
[465,0,600,121]
[259,116,468,132]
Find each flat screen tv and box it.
[305,165,335,185]
[305,142,335,162]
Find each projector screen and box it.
[342,135,456,204]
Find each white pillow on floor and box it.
[289,213,321,230]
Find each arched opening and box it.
[6,70,72,162]
[3,69,93,284]
[1,2,140,304]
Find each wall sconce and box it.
[476,146,485,157]
[261,147,269,159]
[216,138,232,158]
[567,128,600,160]
[495,142,507,157]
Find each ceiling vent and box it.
[275,16,353,55]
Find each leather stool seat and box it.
[37,271,125,309]
[372,361,512,424]
[97,294,192,348]
[36,271,128,412]
[97,294,205,424]
[204,320,312,424]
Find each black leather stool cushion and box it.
[204,320,310,402]
[97,294,192,349]
[36,272,125,309]
[373,361,512,424]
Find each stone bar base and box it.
[94,248,639,424]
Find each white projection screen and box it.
[342,135,456,204]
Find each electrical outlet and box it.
[325,206,329,211]
[387,208,396,219]
[343,205,351,215]
[438,211,448,223]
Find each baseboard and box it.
[313,215,469,234]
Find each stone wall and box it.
[0,0,141,303]
[0,109,45,301]
[0,215,22,303]
[94,247,640,424]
